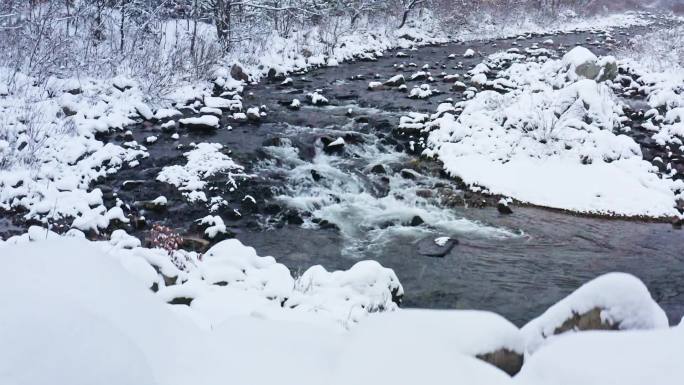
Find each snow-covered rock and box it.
[562,46,617,82]
[517,327,684,385]
[522,273,669,353]
[157,143,244,203]
[179,115,220,130]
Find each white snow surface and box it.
[0,228,679,384]
[516,327,684,385]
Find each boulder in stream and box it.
[417,236,458,258]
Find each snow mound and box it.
[1,229,404,332]
[349,309,523,357]
[289,261,403,326]
[0,238,192,385]
[517,327,684,385]
[522,272,668,353]
[329,310,514,385]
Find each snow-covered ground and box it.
[421,44,684,217]
[1,228,681,385]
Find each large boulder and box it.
[230,63,249,82]
[563,46,600,80]
[562,46,617,82]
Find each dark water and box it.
[4,16,683,326]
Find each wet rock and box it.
[262,203,281,215]
[342,133,364,145]
[240,196,258,213]
[122,180,145,190]
[313,218,339,231]
[409,216,424,226]
[62,105,77,117]
[400,169,421,179]
[476,349,524,377]
[311,170,323,181]
[417,236,458,258]
[322,137,346,154]
[132,216,147,229]
[284,210,304,225]
[231,64,249,82]
[370,164,386,174]
[497,201,513,215]
[374,120,393,131]
[267,68,286,81]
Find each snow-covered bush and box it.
[619,25,684,72]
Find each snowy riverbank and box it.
[418,43,684,218]
[1,229,681,385]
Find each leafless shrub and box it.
[619,26,684,71]
[149,223,184,254]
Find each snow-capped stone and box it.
[522,273,669,353]
[179,115,220,130]
[384,74,405,87]
[246,107,261,121]
[368,81,384,91]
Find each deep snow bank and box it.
[1,229,680,384]
[1,227,403,331]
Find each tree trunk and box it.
[120,0,126,52]
[399,9,409,28]
[190,0,198,54]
